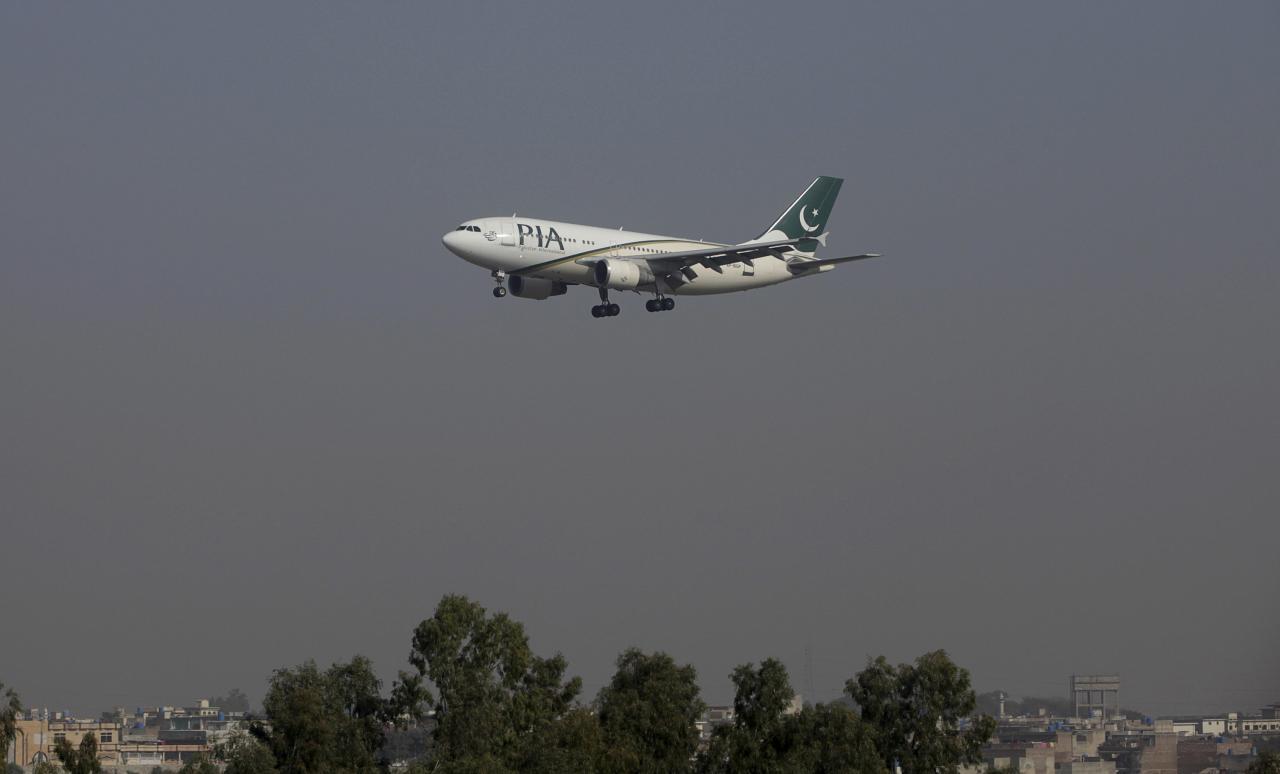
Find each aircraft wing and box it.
[641,236,824,274]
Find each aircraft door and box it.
[486,219,516,248]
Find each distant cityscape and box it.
[5,674,1279,773]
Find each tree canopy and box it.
[846,650,995,774]
[697,658,883,774]
[1248,751,1280,774]
[1,681,20,769]
[596,648,706,773]
[212,688,252,714]
[218,728,279,774]
[52,732,102,774]
[259,656,386,774]
[405,594,581,769]
[7,598,998,774]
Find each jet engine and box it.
[593,258,654,290]
[508,276,568,300]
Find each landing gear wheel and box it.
[591,305,603,318]
[607,303,620,316]
[661,297,675,311]
[493,287,507,298]
[646,299,659,313]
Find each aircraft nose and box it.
[441,230,462,255]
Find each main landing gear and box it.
[645,296,676,313]
[491,270,507,298]
[591,287,620,318]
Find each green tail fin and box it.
[757,176,843,241]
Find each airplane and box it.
[440,176,881,318]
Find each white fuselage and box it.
[442,216,812,296]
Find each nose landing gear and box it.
[491,270,507,298]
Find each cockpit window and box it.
[456,225,467,230]
[469,226,481,232]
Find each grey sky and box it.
[1,2,1277,718]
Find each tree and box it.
[774,702,884,774]
[698,660,882,774]
[1,682,20,768]
[699,658,795,774]
[1248,751,1280,774]
[177,755,219,774]
[260,656,387,774]
[846,650,996,774]
[212,688,252,714]
[52,733,102,774]
[406,595,581,768]
[596,648,705,773]
[218,728,279,774]
[517,707,606,774]
[32,763,62,774]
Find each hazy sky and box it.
[2,3,1277,719]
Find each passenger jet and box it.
[441,176,880,318]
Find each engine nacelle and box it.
[593,258,654,291]
[508,276,568,300]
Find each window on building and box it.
[100,732,113,743]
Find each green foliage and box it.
[406,594,581,767]
[260,656,386,774]
[1248,751,1280,774]
[596,648,705,773]
[517,707,606,774]
[177,755,219,774]
[7,762,26,774]
[846,650,996,774]
[33,763,63,774]
[697,660,883,774]
[212,688,252,714]
[218,728,280,774]
[430,755,516,774]
[52,732,102,774]
[0,681,20,768]
[698,658,795,773]
[776,702,884,774]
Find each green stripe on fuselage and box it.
[514,238,725,275]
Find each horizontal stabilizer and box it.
[786,253,882,273]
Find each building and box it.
[1060,761,1118,774]
[5,699,241,770]
[1239,715,1280,734]
[9,716,123,768]
[696,705,735,744]
[1098,731,1178,774]
[1057,727,1109,763]
[1072,675,1122,720]
[983,742,1056,774]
